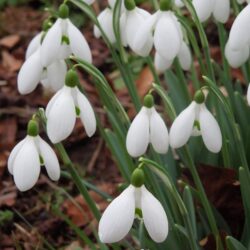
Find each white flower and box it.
[126,98,169,157]
[175,0,184,8]
[82,0,95,4]
[18,47,67,94]
[192,0,230,23]
[41,7,92,67]
[98,184,168,243]
[46,85,96,143]
[227,4,250,52]
[169,101,222,153]
[8,134,60,192]
[132,10,191,71]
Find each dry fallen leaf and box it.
[0,34,20,49]
[2,50,22,73]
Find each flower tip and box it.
[59,4,69,19]
[159,0,172,11]
[65,69,79,87]
[143,94,154,108]
[27,120,39,137]
[131,168,145,187]
[124,0,136,10]
[194,90,205,104]
[42,19,53,31]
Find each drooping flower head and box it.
[126,94,169,157]
[169,90,222,153]
[41,3,92,67]
[132,0,191,72]
[8,120,60,191]
[98,168,169,243]
[17,20,67,94]
[46,69,96,143]
[225,3,250,68]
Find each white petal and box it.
[154,52,173,72]
[94,8,116,43]
[25,32,42,59]
[169,102,196,148]
[17,49,43,95]
[76,88,96,137]
[213,0,230,23]
[126,107,150,157]
[126,8,151,49]
[141,186,168,243]
[58,44,72,60]
[154,13,182,61]
[46,86,76,143]
[247,84,250,105]
[98,185,135,243]
[67,19,92,63]
[228,4,250,50]
[47,60,67,91]
[192,0,214,22]
[8,138,27,175]
[38,137,60,181]
[149,108,169,154]
[225,42,249,68]
[132,11,159,57]
[41,19,62,67]
[13,136,40,191]
[199,104,222,153]
[177,42,192,71]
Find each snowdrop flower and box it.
[18,48,67,94]
[82,0,95,4]
[18,21,67,94]
[192,0,230,23]
[8,120,60,192]
[99,168,169,243]
[169,90,222,153]
[175,0,184,8]
[132,0,192,72]
[46,70,96,143]
[41,4,92,67]
[126,94,169,157]
[226,4,250,68]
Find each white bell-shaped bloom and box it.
[169,101,222,153]
[8,135,60,191]
[175,0,184,7]
[25,32,43,59]
[126,105,169,157]
[132,10,191,71]
[192,0,230,23]
[41,18,92,67]
[46,85,96,143]
[17,47,67,94]
[98,184,168,243]
[227,4,250,52]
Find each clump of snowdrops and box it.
[8,0,250,249]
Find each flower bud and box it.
[143,94,154,108]
[194,90,205,104]
[124,0,136,11]
[59,4,69,19]
[131,168,145,187]
[159,0,172,11]
[27,120,39,137]
[65,69,79,88]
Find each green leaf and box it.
[226,236,247,250]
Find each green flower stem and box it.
[55,143,101,220]
[140,157,200,250]
[181,147,223,250]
